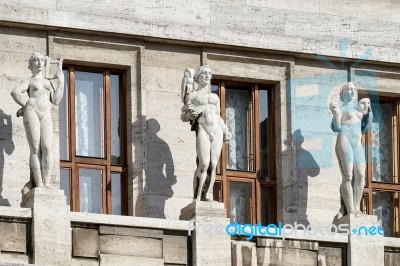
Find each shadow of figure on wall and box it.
[0,109,15,206]
[133,118,177,219]
[292,129,320,226]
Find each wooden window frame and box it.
[213,80,276,225]
[362,95,400,237]
[60,65,128,215]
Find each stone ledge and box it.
[256,231,348,244]
[0,207,31,219]
[99,226,163,239]
[179,200,227,220]
[384,237,400,248]
[70,212,190,231]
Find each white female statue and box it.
[181,66,231,201]
[330,82,372,218]
[11,52,64,188]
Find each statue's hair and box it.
[194,65,212,83]
[28,52,46,71]
[339,82,356,101]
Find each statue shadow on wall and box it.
[0,109,15,206]
[133,118,177,219]
[288,129,320,226]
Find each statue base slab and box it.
[180,201,231,266]
[335,213,384,265]
[21,188,71,265]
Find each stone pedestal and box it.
[21,188,71,265]
[180,201,231,266]
[336,213,384,266]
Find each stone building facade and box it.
[0,1,399,265]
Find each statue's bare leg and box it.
[195,127,211,201]
[203,128,223,201]
[353,145,366,214]
[23,110,43,187]
[336,137,355,214]
[41,114,53,187]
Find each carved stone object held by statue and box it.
[11,52,64,189]
[180,66,232,201]
[330,82,372,219]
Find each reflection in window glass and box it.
[226,87,252,171]
[110,74,121,165]
[111,173,121,215]
[60,169,70,205]
[79,168,102,214]
[373,191,397,237]
[75,71,104,158]
[59,69,69,160]
[229,182,251,224]
[259,90,269,178]
[371,101,395,183]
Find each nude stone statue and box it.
[330,82,372,218]
[180,66,231,201]
[11,52,64,188]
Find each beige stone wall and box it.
[290,58,348,225]
[142,43,201,219]
[0,207,31,264]
[1,1,400,63]
[1,2,400,225]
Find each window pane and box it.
[75,71,104,158]
[261,186,274,225]
[60,168,70,205]
[371,101,396,183]
[111,173,121,215]
[226,87,252,171]
[59,69,69,160]
[259,90,269,178]
[361,193,369,214]
[211,84,219,95]
[79,168,102,214]
[110,74,121,165]
[229,181,251,224]
[373,191,397,237]
[213,181,222,202]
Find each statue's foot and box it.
[354,210,363,217]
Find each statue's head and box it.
[194,65,212,87]
[340,82,356,103]
[28,52,46,72]
[357,98,371,115]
